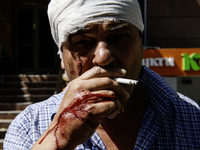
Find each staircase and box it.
[0,74,59,149]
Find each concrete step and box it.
[0,87,56,95]
[0,74,58,82]
[0,74,60,150]
[0,81,57,88]
[0,94,51,103]
[0,119,12,128]
[0,128,7,139]
[0,111,21,119]
[0,139,3,150]
[0,102,31,110]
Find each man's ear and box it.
[61,59,65,70]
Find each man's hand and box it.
[32,66,129,150]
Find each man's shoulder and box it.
[4,92,64,149]
[177,92,200,110]
[28,92,62,110]
[140,67,200,114]
[14,92,63,121]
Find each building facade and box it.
[0,0,200,103]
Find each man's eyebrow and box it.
[71,22,133,37]
[81,22,132,32]
[107,23,132,31]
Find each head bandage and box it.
[47,0,144,59]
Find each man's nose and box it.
[92,41,114,66]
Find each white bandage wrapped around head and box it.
[47,0,144,59]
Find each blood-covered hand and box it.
[32,66,130,150]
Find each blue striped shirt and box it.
[4,66,200,149]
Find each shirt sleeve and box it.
[3,107,34,150]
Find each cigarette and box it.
[113,78,138,85]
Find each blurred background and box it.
[0,0,200,149]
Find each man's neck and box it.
[97,83,148,149]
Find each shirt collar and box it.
[138,66,178,118]
[135,66,179,149]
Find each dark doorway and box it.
[13,3,59,74]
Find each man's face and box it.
[62,21,143,83]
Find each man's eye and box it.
[108,34,132,45]
[70,40,96,55]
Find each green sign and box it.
[182,53,200,71]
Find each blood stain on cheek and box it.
[77,53,83,76]
[66,61,76,76]
[69,52,82,76]
[39,93,117,150]
[70,70,76,75]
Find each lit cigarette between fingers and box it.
[113,78,138,85]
